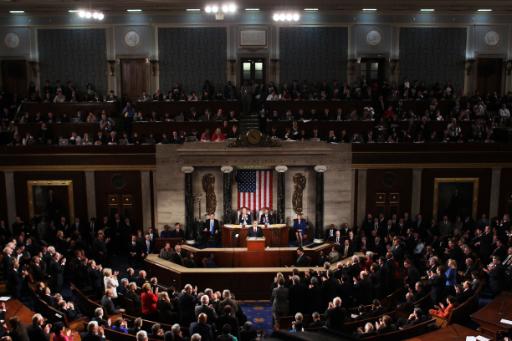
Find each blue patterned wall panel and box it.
[38,29,107,95]
[399,28,466,91]
[279,27,348,82]
[158,27,227,93]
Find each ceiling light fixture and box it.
[362,8,377,11]
[273,11,300,22]
[77,9,105,21]
[477,8,492,12]
[126,9,142,12]
[9,10,25,14]
[205,3,236,14]
[245,8,260,11]
[304,8,319,11]
[186,8,201,11]
[420,8,435,12]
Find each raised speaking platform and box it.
[222,224,288,247]
[145,243,349,300]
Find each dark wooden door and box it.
[360,57,386,84]
[1,60,27,96]
[120,59,148,102]
[477,58,503,95]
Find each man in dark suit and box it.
[259,208,274,225]
[237,207,252,226]
[189,313,214,341]
[325,224,338,242]
[81,321,105,341]
[160,224,173,238]
[340,239,354,259]
[248,221,263,238]
[194,295,218,324]
[171,244,184,265]
[171,223,186,239]
[295,248,311,267]
[203,213,220,240]
[324,297,347,331]
[141,233,154,256]
[128,235,143,264]
[27,313,50,341]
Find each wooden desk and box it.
[5,299,35,324]
[145,250,357,300]
[246,237,265,251]
[406,324,493,341]
[471,291,512,338]
[222,224,288,247]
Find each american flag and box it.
[237,170,273,211]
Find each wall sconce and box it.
[150,60,159,76]
[107,60,116,76]
[465,59,475,75]
[506,60,512,76]
[390,59,399,74]
[228,59,236,76]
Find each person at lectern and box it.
[259,207,274,225]
[293,214,307,247]
[248,221,263,238]
[237,207,252,226]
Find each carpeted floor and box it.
[240,301,274,338]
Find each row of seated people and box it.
[16,107,239,125]
[260,98,509,125]
[2,119,496,146]
[20,79,466,105]
[28,79,239,103]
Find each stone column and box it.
[411,169,423,217]
[85,171,96,219]
[182,166,195,241]
[356,169,367,227]
[221,166,234,223]
[490,168,502,218]
[141,171,152,230]
[314,165,327,242]
[275,165,288,224]
[4,172,16,226]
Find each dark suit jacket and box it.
[27,325,49,341]
[259,214,274,225]
[325,306,347,330]
[295,254,311,267]
[80,332,103,341]
[237,214,252,225]
[205,219,221,236]
[247,226,263,237]
[189,322,214,341]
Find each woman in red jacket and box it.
[140,282,158,318]
[429,295,456,319]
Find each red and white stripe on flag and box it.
[237,170,273,211]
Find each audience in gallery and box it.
[1,195,512,340]
[2,77,511,146]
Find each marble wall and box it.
[155,142,352,232]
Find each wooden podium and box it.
[222,224,289,247]
[246,237,266,251]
